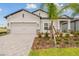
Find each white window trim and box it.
[44,23,49,30]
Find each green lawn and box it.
[0,28,8,36]
[0,28,7,32]
[29,48,79,56]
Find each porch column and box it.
[68,20,71,32]
[58,21,61,32]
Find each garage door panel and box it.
[11,23,37,34]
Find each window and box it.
[44,23,49,30]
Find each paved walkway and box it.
[0,33,35,56]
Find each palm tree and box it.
[41,3,65,47]
[61,3,79,17]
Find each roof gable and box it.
[59,15,73,19]
[33,9,48,18]
[32,9,48,14]
[4,9,40,19]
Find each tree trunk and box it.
[50,21,57,48]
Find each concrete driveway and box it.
[0,33,36,56]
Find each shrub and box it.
[37,32,42,38]
[57,38,61,41]
[75,41,79,45]
[36,41,40,45]
[59,33,63,37]
[56,36,62,41]
[64,33,70,38]
[44,32,50,40]
[64,41,69,44]
[64,34,69,41]
[44,32,49,38]
[74,32,79,36]
[57,41,61,44]
[70,30,75,34]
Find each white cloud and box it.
[0,8,3,12]
[26,3,37,9]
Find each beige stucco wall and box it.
[6,10,41,31]
[7,11,40,22]
[7,10,40,27]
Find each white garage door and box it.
[10,22,37,34]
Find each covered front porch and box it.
[57,19,71,32]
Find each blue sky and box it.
[0,3,72,27]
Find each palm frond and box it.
[47,3,59,20]
[61,3,79,17]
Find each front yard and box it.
[29,32,79,56]
[29,48,79,56]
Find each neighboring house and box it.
[4,9,79,33]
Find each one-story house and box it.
[4,9,79,33]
